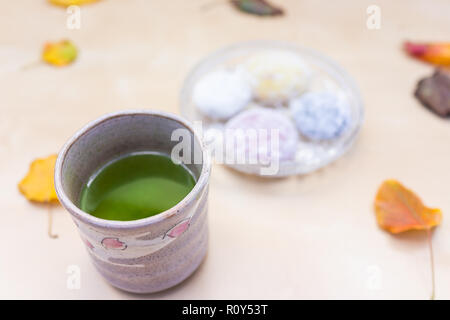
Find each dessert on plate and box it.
[225,107,299,164]
[290,91,351,141]
[192,69,252,120]
[244,51,312,106]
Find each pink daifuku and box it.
[102,237,127,250]
[166,219,190,238]
[225,108,299,163]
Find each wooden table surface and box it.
[1,0,450,299]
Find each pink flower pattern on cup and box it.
[84,238,94,250]
[165,219,190,239]
[102,237,127,250]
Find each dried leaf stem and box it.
[47,204,58,239]
[427,228,435,300]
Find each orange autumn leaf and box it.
[404,41,450,67]
[48,0,101,7]
[42,40,77,67]
[374,179,442,234]
[18,154,59,204]
[374,179,442,299]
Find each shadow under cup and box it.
[54,110,211,294]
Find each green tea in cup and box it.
[80,152,196,221]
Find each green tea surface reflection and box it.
[80,152,196,221]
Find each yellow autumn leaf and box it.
[18,154,59,203]
[42,40,77,67]
[48,0,101,7]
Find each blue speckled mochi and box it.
[290,92,350,141]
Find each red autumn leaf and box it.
[404,41,450,67]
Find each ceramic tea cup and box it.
[54,110,211,293]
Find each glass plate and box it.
[179,41,364,177]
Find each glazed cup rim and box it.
[54,109,211,230]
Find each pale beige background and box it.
[1,0,449,299]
